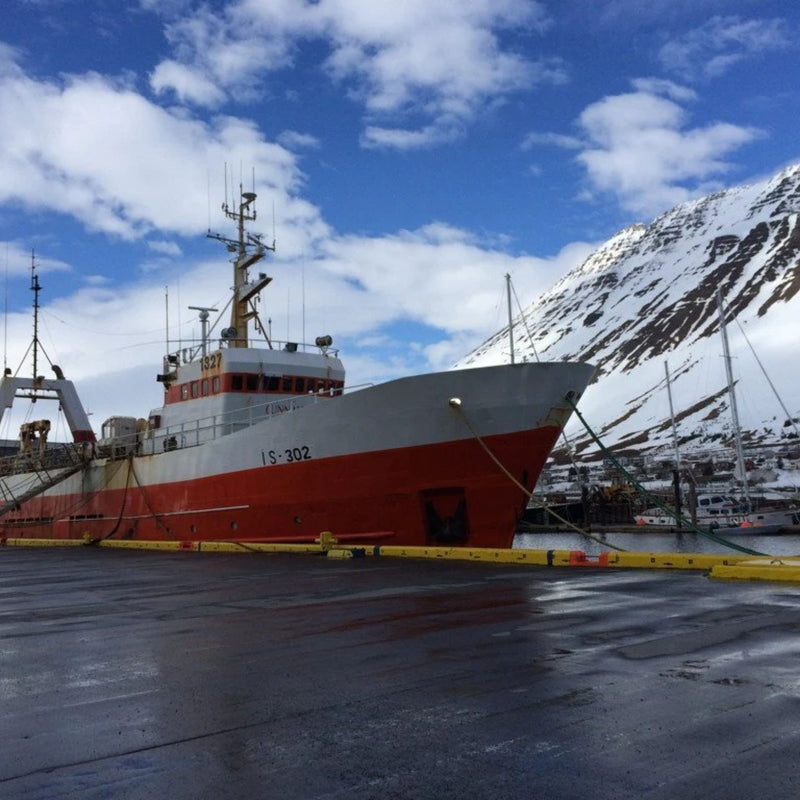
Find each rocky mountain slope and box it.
[458,162,800,459]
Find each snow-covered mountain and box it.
[458,162,800,459]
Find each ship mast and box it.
[207,181,274,349]
[30,252,41,384]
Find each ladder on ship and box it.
[0,450,87,518]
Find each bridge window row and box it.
[175,374,345,401]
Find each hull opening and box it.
[422,487,469,545]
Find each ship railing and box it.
[106,383,370,459]
[154,396,316,452]
[165,337,340,366]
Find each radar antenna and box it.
[188,305,219,357]
[207,178,275,349]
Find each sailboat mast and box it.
[716,288,751,509]
[664,361,680,470]
[664,360,684,528]
[505,273,515,365]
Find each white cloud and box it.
[570,0,762,28]
[630,77,697,103]
[0,241,71,277]
[659,16,793,81]
[521,79,761,217]
[139,0,192,12]
[574,80,762,217]
[317,223,594,340]
[0,50,316,244]
[276,130,321,150]
[147,240,183,257]
[150,60,226,107]
[151,4,298,105]
[83,275,111,287]
[361,123,461,151]
[147,0,562,149]
[0,43,24,78]
[521,131,584,151]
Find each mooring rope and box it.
[451,401,627,551]
[98,455,134,540]
[129,457,176,539]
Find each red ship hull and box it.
[1,425,559,548]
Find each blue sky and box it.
[1,0,799,429]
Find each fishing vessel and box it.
[634,493,796,534]
[634,493,749,529]
[0,189,594,548]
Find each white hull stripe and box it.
[56,503,250,524]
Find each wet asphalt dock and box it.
[1,548,800,800]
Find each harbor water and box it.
[514,529,800,556]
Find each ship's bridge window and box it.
[231,375,244,391]
[281,376,293,392]
[264,376,280,391]
[201,378,209,396]
[295,377,306,393]
[246,374,259,391]
[181,385,189,400]
[191,381,199,398]
[212,376,220,393]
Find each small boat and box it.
[634,493,744,528]
[634,493,798,533]
[0,188,594,548]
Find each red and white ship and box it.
[0,189,594,548]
